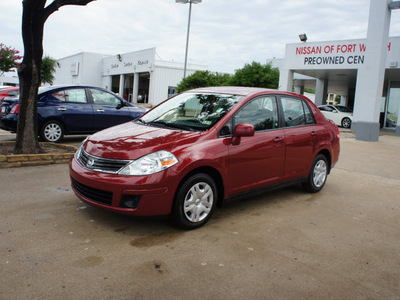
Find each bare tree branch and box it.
[44,0,96,21]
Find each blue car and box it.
[0,85,147,142]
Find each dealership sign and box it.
[285,39,371,70]
[296,42,367,66]
[284,37,398,70]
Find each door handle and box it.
[96,109,105,113]
[57,107,67,111]
[273,137,284,143]
[310,131,317,136]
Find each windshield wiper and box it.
[148,120,197,131]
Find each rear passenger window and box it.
[234,96,278,131]
[281,97,315,127]
[51,89,87,103]
[303,101,315,125]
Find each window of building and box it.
[168,86,177,98]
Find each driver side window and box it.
[234,96,278,131]
[91,89,122,106]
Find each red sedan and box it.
[0,86,19,102]
[70,86,340,229]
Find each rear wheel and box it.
[341,117,351,129]
[303,154,328,193]
[172,173,217,229]
[40,120,64,143]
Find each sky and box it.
[1,0,400,74]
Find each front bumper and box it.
[69,158,179,216]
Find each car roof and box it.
[186,86,292,97]
[38,85,110,94]
[0,86,19,91]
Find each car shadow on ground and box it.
[72,183,312,238]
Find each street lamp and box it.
[176,0,202,78]
[299,33,307,42]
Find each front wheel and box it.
[341,117,351,129]
[40,120,64,143]
[303,154,328,193]
[172,173,217,229]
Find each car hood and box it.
[84,121,202,160]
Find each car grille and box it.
[71,177,113,206]
[77,149,130,174]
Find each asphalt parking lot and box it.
[0,130,399,299]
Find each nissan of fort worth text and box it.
[70,86,340,229]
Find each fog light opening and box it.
[121,195,141,209]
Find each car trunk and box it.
[0,97,19,115]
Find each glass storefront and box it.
[111,76,120,94]
[383,81,400,129]
[138,73,150,103]
[110,73,150,103]
[123,74,134,101]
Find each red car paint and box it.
[70,87,340,226]
[0,87,19,102]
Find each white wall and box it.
[151,61,208,105]
[0,73,19,86]
[54,52,106,86]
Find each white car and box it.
[318,105,353,128]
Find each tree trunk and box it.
[14,0,46,154]
[14,0,96,154]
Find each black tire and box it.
[341,117,351,129]
[303,154,328,193]
[172,173,217,229]
[40,120,64,143]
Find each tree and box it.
[176,62,280,93]
[230,62,279,89]
[0,43,22,76]
[15,0,95,154]
[176,70,232,93]
[40,55,57,85]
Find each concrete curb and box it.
[0,141,77,169]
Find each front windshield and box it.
[139,92,242,131]
[335,105,352,113]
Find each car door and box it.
[89,88,135,131]
[49,87,94,132]
[280,96,319,181]
[226,95,286,195]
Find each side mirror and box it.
[234,123,255,137]
[117,101,127,109]
[232,123,254,145]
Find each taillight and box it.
[336,126,340,139]
[10,104,19,114]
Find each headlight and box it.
[118,150,178,176]
[75,137,89,160]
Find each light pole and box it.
[176,0,202,78]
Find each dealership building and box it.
[275,36,400,136]
[279,0,400,140]
[52,47,207,106]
